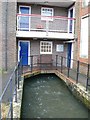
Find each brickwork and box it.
[0,2,2,71]
[88,6,90,64]
[74,1,81,61]
[2,1,17,71]
[0,2,3,96]
[74,0,90,64]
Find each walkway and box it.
[22,65,90,92]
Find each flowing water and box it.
[21,74,89,118]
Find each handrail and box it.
[0,59,22,119]
[0,62,20,101]
[17,13,75,34]
[17,13,76,20]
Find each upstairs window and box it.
[82,0,89,7]
[41,7,53,21]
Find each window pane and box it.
[41,7,53,21]
[40,41,52,54]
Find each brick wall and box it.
[0,2,2,71]
[74,1,81,61]
[74,0,90,63]
[0,2,3,96]
[88,14,90,64]
[73,0,90,74]
[2,1,17,71]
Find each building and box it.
[0,0,76,72]
[74,0,90,63]
[73,0,90,73]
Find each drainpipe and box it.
[5,0,8,71]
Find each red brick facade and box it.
[74,0,90,64]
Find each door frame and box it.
[18,40,30,65]
[19,5,31,31]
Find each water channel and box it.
[21,74,89,118]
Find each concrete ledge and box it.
[13,76,24,118]
[55,70,90,109]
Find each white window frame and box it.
[19,5,31,31]
[80,15,89,58]
[40,41,52,54]
[41,7,54,21]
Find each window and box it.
[80,15,88,58]
[19,6,31,31]
[82,0,89,7]
[56,44,64,52]
[41,7,53,21]
[40,41,52,54]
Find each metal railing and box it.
[22,55,90,91]
[17,14,75,34]
[0,59,22,119]
[56,56,90,89]
[0,55,90,119]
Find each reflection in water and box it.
[21,74,89,118]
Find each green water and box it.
[21,74,89,118]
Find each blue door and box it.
[19,42,29,65]
[67,43,72,68]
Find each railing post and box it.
[86,64,90,91]
[76,60,79,83]
[20,57,23,74]
[56,55,58,70]
[17,63,20,89]
[40,55,41,70]
[15,69,17,102]
[46,20,49,36]
[67,57,70,78]
[10,100,13,120]
[31,56,33,72]
[10,78,13,119]
[61,56,63,73]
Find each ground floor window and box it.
[40,41,52,54]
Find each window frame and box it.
[41,7,54,21]
[18,5,31,31]
[40,41,52,54]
